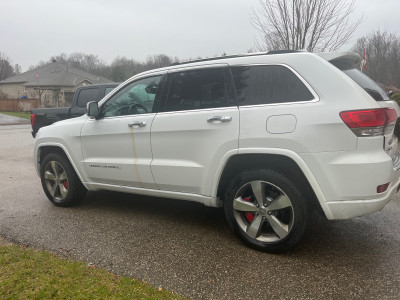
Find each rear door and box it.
[150,66,239,196]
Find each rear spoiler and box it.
[318,52,361,69]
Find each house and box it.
[0,61,114,107]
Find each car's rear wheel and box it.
[40,153,86,207]
[224,169,309,252]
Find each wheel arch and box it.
[214,151,332,218]
[46,117,61,125]
[36,143,88,190]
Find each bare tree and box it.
[353,31,400,89]
[50,53,68,64]
[109,54,179,82]
[145,54,178,69]
[14,64,22,75]
[68,52,103,73]
[109,56,143,81]
[251,0,363,52]
[0,52,14,81]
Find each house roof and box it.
[0,62,113,87]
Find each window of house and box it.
[231,65,314,105]
[165,68,229,112]
[101,76,161,117]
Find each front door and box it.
[81,75,163,189]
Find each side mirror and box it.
[87,101,99,119]
[388,91,394,98]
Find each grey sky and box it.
[1,0,399,72]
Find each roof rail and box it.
[267,50,303,54]
[170,50,303,66]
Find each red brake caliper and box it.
[63,181,68,189]
[243,197,255,222]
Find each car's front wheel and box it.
[40,153,86,207]
[224,169,309,253]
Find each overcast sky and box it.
[1,0,399,72]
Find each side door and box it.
[80,74,164,189]
[150,66,239,196]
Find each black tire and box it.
[224,169,309,253]
[40,153,86,207]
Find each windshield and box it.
[342,68,389,101]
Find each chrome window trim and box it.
[98,72,166,107]
[155,105,239,116]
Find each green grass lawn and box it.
[0,243,188,299]
[0,111,31,119]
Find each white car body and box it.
[34,51,400,224]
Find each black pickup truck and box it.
[31,83,118,137]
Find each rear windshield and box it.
[341,68,389,101]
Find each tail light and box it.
[30,114,36,128]
[340,108,398,137]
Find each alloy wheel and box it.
[44,161,69,201]
[233,180,294,242]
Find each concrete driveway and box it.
[0,124,399,299]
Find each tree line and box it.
[31,53,180,83]
[1,0,399,90]
[4,31,399,90]
[0,51,179,82]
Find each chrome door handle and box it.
[128,121,146,128]
[207,116,232,123]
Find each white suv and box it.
[34,51,400,252]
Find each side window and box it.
[231,65,314,105]
[165,68,228,112]
[76,88,99,108]
[104,87,116,96]
[101,76,161,117]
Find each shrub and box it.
[392,93,400,105]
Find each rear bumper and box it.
[325,171,400,219]
[300,137,400,219]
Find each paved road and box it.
[0,113,30,126]
[0,125,399,299]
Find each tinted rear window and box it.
[231,65,314,106]
[342,68,389,101]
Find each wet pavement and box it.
[0,124,399,299]
[0,113,30,126]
